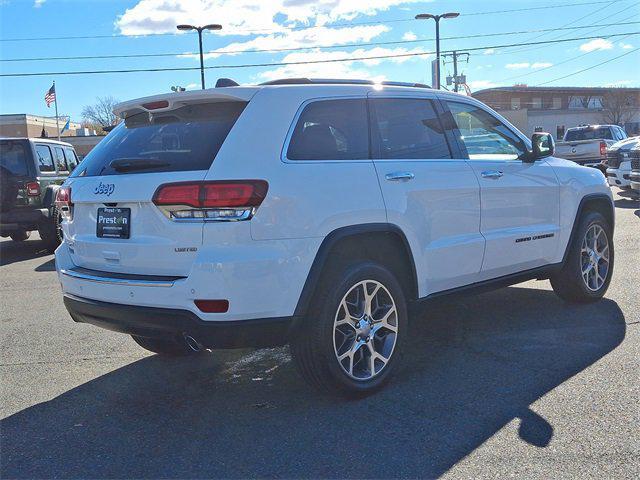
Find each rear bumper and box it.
[63,294,297,349]
[0,207,49,233]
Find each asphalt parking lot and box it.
[0,188,638,479]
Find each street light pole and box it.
[415,12,459,90]
[177,23,222,89]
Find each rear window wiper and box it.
[109,158,171,172]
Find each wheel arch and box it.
[41,184,61,210]
[294,223,418,317]
[562,193,614,264]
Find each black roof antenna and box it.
[215,78,240,88]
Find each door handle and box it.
[385,172,415,182]
[481,170,504,179]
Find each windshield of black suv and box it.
[70,101,247,177]
[0,140,30,177]
[565,127,613,141]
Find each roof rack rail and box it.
[259,78,430,88]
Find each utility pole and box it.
[53,80,60,141]
[442,51,469,92]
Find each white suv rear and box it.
[56,79,615,395]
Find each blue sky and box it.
[1,0,638,123]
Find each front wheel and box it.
[551,211,614,303]
[290,261,408,396]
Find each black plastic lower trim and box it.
[63,294,296,349]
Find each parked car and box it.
[55,79,615,395]
[556,124,627,170]
[0,137,79,250]
[629,146,640,192]
[605,136,640,189]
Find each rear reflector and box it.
[600,141,607,157]
[26,181,40,196]
[194,299,229,313]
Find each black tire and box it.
[131,335,200,356]
[550,211,614,303]
[10,230,30,242]
[39,206,63,253]
[290,261,408,396]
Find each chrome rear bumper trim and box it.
[60,268,179,287]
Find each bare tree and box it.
[81,96,120,129]
[601,88,637,126]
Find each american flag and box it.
[44,83,56,107]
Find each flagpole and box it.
[53,80,60,141]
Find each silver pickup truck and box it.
[555,124,628,169]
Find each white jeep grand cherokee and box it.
[55,79,614,395]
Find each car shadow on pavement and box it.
[0,286,625,479]
[0,238,51,267]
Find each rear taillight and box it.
[153,180,268,222]
[26,181,40,196]
[55,186,73,220]
[600,141,607,157]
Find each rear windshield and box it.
[0,140,30,177]
[565,127,613,141]
[71,101,246,177]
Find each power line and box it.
[0,0,621,42]
[1,32,637,78]
[1,21,637,63]
[535,47,639,85]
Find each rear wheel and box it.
[290,261,407,396]
[551,211,613,303]
[131,335,200,356]
[39,207,63,253]
[10,230,30,242]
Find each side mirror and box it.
[529,132,555,161]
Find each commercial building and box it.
[0,114,105,159]
[472,86,640,139]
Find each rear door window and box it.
[287,99,369,160]
[63,147,79,171]
[370,98,451,159]
[71,101,247,177]
[0,140,30,176]
[35,144,56,173]
[53,146,68,172]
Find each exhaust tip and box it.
[183,334,203,352]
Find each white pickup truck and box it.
[556,124,628,169]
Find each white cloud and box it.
[402,31,417,41]
[185,83,199,89]
[33,0,45,7]
[506,62,531,69]
[506,62,552,70]
[258,47,429,81]
[467,80,497,91]
[579,38,613,52]
[483,48,495,55]
[116,0,424,36]
[619,42,633,50]
[178,24,389,60]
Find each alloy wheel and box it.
[581,224,610,291]
[332,280,398,380]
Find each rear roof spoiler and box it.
[113,87,258,119]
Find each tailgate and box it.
[65,172,205,276]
